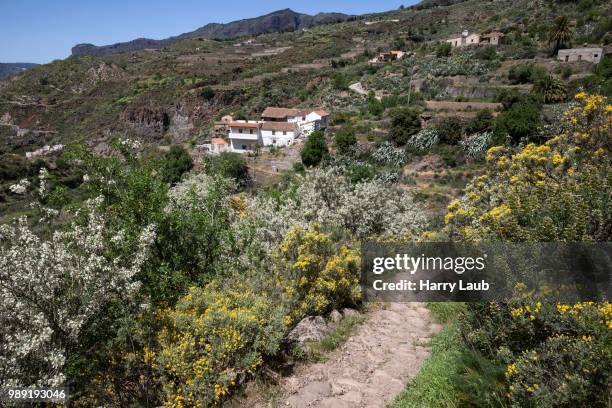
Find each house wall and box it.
[465,34,480,45]
[447,37,463,47]
[488,36,500,45]
[557,48,603,63]
[230,138,258,153]
[260,129,296,147]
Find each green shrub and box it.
[162,145,193,185]
[493,100,542,144]
[465,109,494,134]
[475,45,497,61]
[205,152,249,187]
[347,163,375,183]
[508,63,547,84]
[435,117,464,145]
[366,93,384,116]
[436,42,452,57]
[389,107,421,146]
[334,128,357,154]
[301,131,329,167]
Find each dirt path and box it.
[256,303,442,408]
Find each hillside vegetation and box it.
[0,0,610,406]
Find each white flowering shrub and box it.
[372,141,407,167]
[8,178,29,195]
[241,168,426,249]
[407,127,440,152]
[0,198,155,387]
[459,131,494,159]
[166,172,232,212]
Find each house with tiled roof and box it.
[210,138,229,154]
[228,121,261,153]
[227,107,330,152]
[260,121,298,147]
[446,30,505,47]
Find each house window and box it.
[302,117,305,120]
[565,55,569,62]
[594,54,598,58]
[239,128,243,133]
[249,129,253,134]
[578,55,582,61]
[283,131,287,135]
[272,130,276,135]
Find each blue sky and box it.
[1,1,415,64]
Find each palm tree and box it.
[548,16,573,55]
[532,74,567,104]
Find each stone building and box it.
[557,48,604,63]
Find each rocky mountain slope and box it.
[71,8,352,57]
[0,63,38,80]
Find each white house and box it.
[228,121,260,153]
[261,107,330,136]
[228,108,330,152]
[260,122,298,147]
[446,30,504,48]
[557,48,604,63]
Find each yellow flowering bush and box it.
[275,225,361,324]
[462,298,611,407]
[155,283,285,407]
[444,92,611,242]
[446,94,612,407]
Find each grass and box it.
[307,314,366,361]
[387,303,466,408]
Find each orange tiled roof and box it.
[229,121,260,128]
[261,121,297,131]
[262,107,308,118]
[211,138,227,145]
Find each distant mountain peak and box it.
[71,9,352,57]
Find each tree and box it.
[162,145,193,185]
[301,131,329,167]
[367,92,384,116]
[532,74,567,103]
[205,152,250,187]
[493,100,542,144]
[436,116,464,145]
[436,42,452,57]
[548,15,573,55]
[200,86,215,101]
[334,127,357,154]
[466,109,494,134]
[388,107,421,146]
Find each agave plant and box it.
[532,74,568,104]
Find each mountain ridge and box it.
[71,8,352,57]
[0,63,39,80]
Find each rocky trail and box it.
[246,303,441,408]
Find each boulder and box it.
[342,308,360,319]
[329,309,343,324]
[288,316,330,344]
